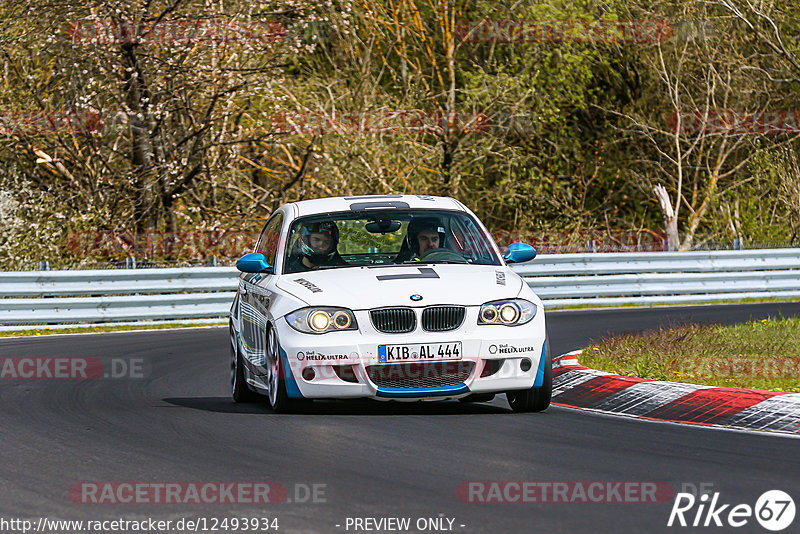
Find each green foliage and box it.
[1,0,800,265]
[581,317,800,392]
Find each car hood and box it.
[275,264,524,309]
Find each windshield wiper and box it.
[314,264,358,270]
[397,259,472,265]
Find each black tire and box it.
[266,326,308,414]
[507,338,552,413]
[231,323,260,403]
[459,393,496,403]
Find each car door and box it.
[239,213,283,375]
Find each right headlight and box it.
[478,299,537,326]
[286,307,358,334]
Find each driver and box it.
[287,221,348,272]
[394,217,446,262]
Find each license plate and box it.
[377,342,462,363]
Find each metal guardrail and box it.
[515,248,800,307]
[0,249,798,328]
[0,267,238,327]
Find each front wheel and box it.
[265,327,307,413]
[231,323,260,403]
[507,339,552,413]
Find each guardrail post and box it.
[662,237,670,252]
[734,238,742,250]
[208,255,218,267]
[39,261,50,271]
[126,256,136,269]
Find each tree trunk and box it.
[122,43,157,233]
[653,184,679,250]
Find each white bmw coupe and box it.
[229,195,550,412]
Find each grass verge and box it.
[0,322,226,337]
[578,316,800,392]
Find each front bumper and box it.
[273,306,547,401]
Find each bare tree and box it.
[602,2,792,249]
[0,0,333,242]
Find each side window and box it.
[256,213,283,270]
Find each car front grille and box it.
[421,306,466,332]
[370,306,467,333]
[366,361,475,389]
[370,308,416,333]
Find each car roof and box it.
[288,195,466,218]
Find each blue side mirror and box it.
[236,253,272,273]
[504,242,537,264]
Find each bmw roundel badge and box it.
[410,294,423,302]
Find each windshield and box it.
[283,209,501,273]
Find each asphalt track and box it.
[2,302,800,534]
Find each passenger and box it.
[287,221,348,272]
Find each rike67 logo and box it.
[668,490,795,531]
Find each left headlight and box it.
[478,299,537,326]
[286,307,359,334]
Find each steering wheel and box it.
[418,248,468,263]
